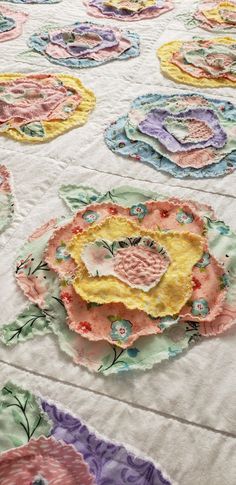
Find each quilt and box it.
[0,0,235,484]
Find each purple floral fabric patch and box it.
[41,399,172,485]
[138,108,227,153]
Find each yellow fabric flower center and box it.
[67,216,204,318]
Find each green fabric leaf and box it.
[58,184,165,213]
[0,382,52,452]
[0,304,52,345]
[20,121,45,138]
[59,185,102,212]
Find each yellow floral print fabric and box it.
[68,217,204,318]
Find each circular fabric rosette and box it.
[0,73,95,142]
[0,5,27,42]
[191,0,236,32]
[28,21,140,68]
[3,0,60,4]
[7,185,236,375]
[0,165,14,233]
[105,93,236,178]
[84,0,173,21]
[0,436,95,484]
[157,36,236,88]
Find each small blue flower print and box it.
[192,298,209,317]
[221,274,229,288]
[130,203,148,220]
[195,252,210,268]
[55,244,70,262]
[111,319,132,342]
[82,210,99,224]
[216,223,230,235]
[176,209,194,224]
[127,347,140,358]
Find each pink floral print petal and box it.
[0,437,95,485]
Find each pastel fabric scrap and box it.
[1,185,235,374]
[81,235,170,291]
[0,73,95,142]
[0,382,52,451]
[66,215,204,318]
[84,0,174,21]
[157,37,236,88]
[41,397,173,485]
[104,93,236,178]
[1,0,61,4]
[28,22,140,68]
[0,165,14,234]
[0,436,95,484]
[0,5,27,42]
[0,382,173,485]
[180,0,236,32]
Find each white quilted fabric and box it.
[0,1,235,484]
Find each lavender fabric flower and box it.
[138,108,227,153]
[49,23,119,58]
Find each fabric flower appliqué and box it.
[2,184,236,375]
[180,0,236,33]
[84,0,174,21]
[157,37,236,88]
[27,21,140,68]
[0,73,95,143]
[0,5,27,42]
[105,92,236,178]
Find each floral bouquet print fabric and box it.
[180,0,236,32]
[0,383,172,484]
[105,93,236,179]
[84,0,174,22]
[0,165,14,234]
[0,74,95,142]
[0,5,27,42]
[0,437,95,485]
[157,37,236,88]
[28,21,140,68]
[1,185,236,374]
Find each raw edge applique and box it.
[0,165,14,234]
[0,5,28,42]
[0,73,95,143]
[0,382,173,485]
[0,436,95,484]
[157,37,236,88]
[83,0,174,22]
[104,92,236,179]
[26,22,140,68]
[1,186,235,374]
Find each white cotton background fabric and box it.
[0,1,235,484]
